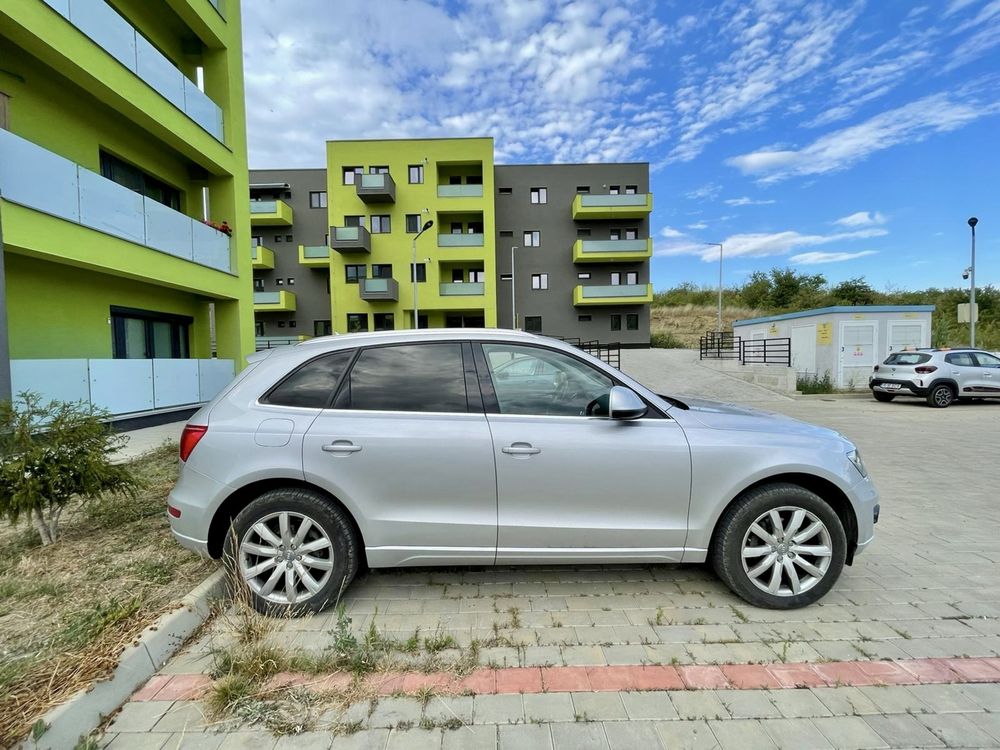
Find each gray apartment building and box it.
[494,163,653,346]
[249,168,332,342]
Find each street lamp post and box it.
[509,245,519,329]
[968,217,978,348]
[411,219,434,329]
[704,242,724,333]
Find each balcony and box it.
[573,238,653,264]
[573,283,653,306]
[251,245,275,270]
[330,226,372,254]
[0,129,231,273]
[360,278,399,301]
[250,199,293,226]
[253,290,297,312]
[356,173,396,203]
[299,244,331,267]
[437,184,484,198]
[437,233,485,248]
[572,193,653,220]
[42,0,225,142]
[440,282,485,297]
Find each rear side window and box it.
[333,343,468,413]
[263,350,355,408]
[884,353,930,365]
[945,352,976,366]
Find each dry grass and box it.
[650,303,762,348]
[0,442,215,747]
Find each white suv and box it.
[869,348,1000,407]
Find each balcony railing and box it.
[298,244,330,266]
[573,283,653,306]
[572,238,653,263]
[440,282,485,296]
[251,245,275,269]
[330,225,372,254]
[253,290,296,311]
[43,0,224,141]
[437,184,484,198]
[249,199,293,225]
[0,129,231,272]
[357,173,396,203]
[437,233,485,248]
[572,193,653,220]
[360,278,399,301]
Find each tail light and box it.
[179,424,208,462]
[915,365,937,374]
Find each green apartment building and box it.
[0,0,255,414]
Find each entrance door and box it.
[790,324,817,375]
[887,321,927,357]
[839,322,877,389]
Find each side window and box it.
[482,343,613,417]
[974,352,1000,367]
[945,353,976,367]
[264,350,355,408]
[334,344,468,413]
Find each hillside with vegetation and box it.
[651,268,1000,349]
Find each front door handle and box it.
[322,441,362,454]
[502,443,541,456]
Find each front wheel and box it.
[225,488,360,615]
[711,483,847,609]
[872,391,895,402]
[926,383,954,408]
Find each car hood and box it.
[671,396,847,442]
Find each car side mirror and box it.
[609,386,647,420]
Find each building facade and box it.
[0,0,254,412]
[494,164,653,346]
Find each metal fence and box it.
[550,336,622,369]
[699,331,791,367]
[699,331,742,360]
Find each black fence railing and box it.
[550,336,621,369]
[699,333,742,360]
[699,333,791,367]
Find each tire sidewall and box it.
[715,484,847,609]
[927,383,954,408]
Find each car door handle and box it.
[322,441,362,454]
[502,443,541,456]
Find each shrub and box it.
[796,371,835,394]
[0,393,141,545]
[650,332,685,349]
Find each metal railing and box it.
[699,332,742,360]
[550,336,621,369]
[699,332,791,367]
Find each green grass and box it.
[797,371,835,394]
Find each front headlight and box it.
[847,449,867,478]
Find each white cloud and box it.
[655,228,887,262]
[687,222,708,230]
[834,211,887,227]
[945,1,1000,71]
[790,250,878,264]
[726,91,1000,182]
[685,183,722,201]
[660,226,686,238]
[724,196,776,206]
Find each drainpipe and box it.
[0,190,12,402]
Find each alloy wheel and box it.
[740,506,833,597]
[239,511,335,605]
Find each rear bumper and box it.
[869,377,925,396]
[168,464,232,559]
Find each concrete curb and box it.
[793,392,874,400]
[22,568,227,750]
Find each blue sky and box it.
[242,0,1000,293]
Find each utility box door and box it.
[887,321,927,355]
[791,324,817,375]
[839,321,878,389]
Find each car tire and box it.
[872,391,895,402]
[926,383,954,408]
[711,483,847,609]
[224,487,360,616]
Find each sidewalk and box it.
[114,420,187,462]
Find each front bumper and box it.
[849,474,879,560]
[869,377,926,396]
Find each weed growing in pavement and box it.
[729,605,750,624]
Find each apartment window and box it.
[610,314,622,331]
[466,174,483,184]
[346,314,368,333]
[626,272,639,285]
[373,313,395,331]
[111,307,190,360]
[577,228,591,237]
[625,185,638,194]
[277,321,286,328]
[371,215,391,234]
[625,228,638,240]
[344,215,365,228]
[451,268,464,283]
[408,164,424,184]
[253,278,264,290]
[611,272,621,285]
[372,264,392,279]
[577,272,591,280]
[289,320,297,328]
[100,151,180,210]
[342,166,363,185]
[285,234,293,242]
[405,214,420,233]
[287,277,295,285]
[626,314,639,331]
[345,264,366,284]
[252,235,263,246]
[530,187,547,204]
[410,263,426,282]
[609,185,620,195]
[451,222,464,234]
[309,191,327,208]
[578,315,592,322]
[531,273,549,290]
[523,230,540,247]
[314,320,332,337]
[498,187,513,195]
[275,278,283,286]
[610,229,621,241]
[576,186,590,194]
[467,221,484,234]
[469,269,485,283]
[500,273,513,281]
[274,235,282,243]
[369,165,389,174]
[254,321,264,336]
[449,176,462,184]
[499,230,513,237]
[524,316,542,333]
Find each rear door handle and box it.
[322,441,362,454]
[502,443,541,456]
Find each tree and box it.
[768,268,827,310]
[738,271,772,309]
[830,277,877,305]
[0,393,141,545]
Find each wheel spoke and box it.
[766,558,783,593]
[241,511,335,605]
[747,552,777,579]
[298,537,332,554]
[294,561,322,593]
[301,554,333,570]
[792,555,824,578]
[783,557,801,595]
[279,512,292,548]
[768,510,785,539]
[749,522,776,546]
[785,509,806,539]
[259,566,283,596]
[743,545,772,558]
[244,558,278,578]
[284,566,297,604]
[252,522,282,548]
[792,521,823,544]
[292,518,313,547]
[242,542,276,557]
[792,544,832,557]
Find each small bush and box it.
[797,371,835,394]
[650,332,685,349]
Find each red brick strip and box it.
[130,657,1000,702]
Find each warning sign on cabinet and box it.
[816,323,832,345]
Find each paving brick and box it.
[864,714,944,748]
[669,690,731,721]
[473,694,524,725]
[495,667,543,694]
[385,727,443,749]
[570,691,627,721]
[714,689,782,719]
[767,663,826,688]
[620,690,678,720]
[216,733,279,750]
[550,722,609,750]
[152,701,208,732]
[653,719,719,750]
[968,712,1000,744]
[906,683,983,713]
[560,646,607,666]
[959,682,1000,711]
[368,696,425,728]
[603,720,666,750]
[107,701,174,733]
[678,665,730,689]
[811,717,889,749]
[708,719,778,750]
[541,666,591,692]
[720,664,781,689]
[273,733,333,750]
[856,685,932,714]
[105,735,169,750]
[809,686,881,716]
[423,695,473,725]
[442,725,496,750]
[767,689,833,719]
[132,675,172,701]
[918,713,997,748]
[760,718,833,749]
[167,735,224,750]
[586,666,637,691]
[522,692,576,723]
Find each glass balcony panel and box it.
[581,239,648,252]
[250,200,276,214]
[42,0,70,17]
[254,292,280,304]
[360,174,387,188]
[70,0,137,72]
[437,233,484,247]
[364,279,389,293]
[302,245,329,258]
[0,130,79,223]
[333,226,359,240]
[135,34,186,111]
[183,78,225,141]
[580,194,648,207]
[144,197,194,262]
[581,284,648,298]
[439,282,485,296]
[78,168,146,245]
[191,219,231,271]
[437,184,484,198]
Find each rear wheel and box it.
[225,488,360,615]
[711,483,847,609]
[872,391,895,402]
[926,383,954,408]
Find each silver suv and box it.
[869,348,1000,407]
[169,329,878,614]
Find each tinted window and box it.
[335,344,467,412]
[974,352,1000,367]
[265,350,354,408]
[483,343,613,417]
[945,352,976,366]
[884,352,930,365]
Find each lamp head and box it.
[968,217,978,228]
[422,219,434,231]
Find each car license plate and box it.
[882,383,901,391]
